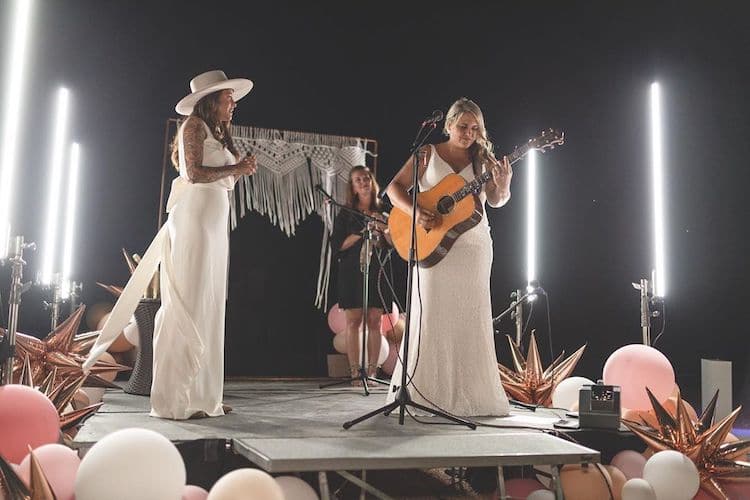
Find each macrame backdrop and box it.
[227,123,375,310]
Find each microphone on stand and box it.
[422,109,444,127]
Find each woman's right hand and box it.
[235,154,258,176]
[416,206,440,230]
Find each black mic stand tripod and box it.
[318,188,389,395]
[342,116,475,430]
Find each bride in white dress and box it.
[386,97,511,417]
[83,70,257,420]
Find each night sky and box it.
[1,2,749,407]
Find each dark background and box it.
[1,2,748,412]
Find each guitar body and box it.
[387,173,483,268]
[386,128,564,268]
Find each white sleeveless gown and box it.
[387,145,510,417]
[149,120,235,419]
[82,120,235,420]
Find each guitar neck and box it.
[452,142,534,201]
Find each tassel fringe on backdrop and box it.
[228,123,375,310]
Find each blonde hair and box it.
[443,97,494,171]
[346,165,382,211]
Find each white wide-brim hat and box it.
[175,70,254,116]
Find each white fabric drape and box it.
[230,124,374,309]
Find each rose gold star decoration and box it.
[15,355,104,437]
[11,305,130,389]
[0,452,30,499]
[27,449,57,500]
[622,388,750,499]
[497,332,586,406]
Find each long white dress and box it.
[387,145,510,417]
[149,120,235,419]
[81,119,235,420]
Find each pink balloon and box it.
[381,341,400,375]
[18,444,80,500]
[505,478,547,497]
[602,344,675,411]
[380,305,402,336]
[610,449,647,480]
[0,385,60,464]
[327,303,346,335]
[182,484,209,500]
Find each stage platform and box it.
[72,379,604,499]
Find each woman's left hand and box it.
[490,155,512,190]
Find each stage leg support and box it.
[551,464,564,499]
[317,471,330,500]
[336,470,394,500]
[497,465,507,499]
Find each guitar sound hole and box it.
[437,196,454,215]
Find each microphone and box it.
[422,109,444,126]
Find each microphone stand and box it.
[492,283,545,341]
[318,189,389,394]
[343,119,475,430]
[0,236,36,385]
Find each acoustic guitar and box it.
[387,128,564,267]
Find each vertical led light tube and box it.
[526,149,537,294]
[61,143,80,298]
[650,82,666,297]
[40,87,70,284]
[0,0,34,258]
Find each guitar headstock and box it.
[528,128,564,152]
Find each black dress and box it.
[331,209,391,311]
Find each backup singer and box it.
[331,166,391,386]
[385,97,511,416]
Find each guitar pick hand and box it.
[416,206,441,230]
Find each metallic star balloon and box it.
[12,305,130,389]
[0,452,31,499]
[96,281,123,298]
[27,449,56,500]
[622,388,750,499]
[17,369,103,435]
[497,332,586,406]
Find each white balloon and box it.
[332,334,347,354]
[275,476,319,500]
[356,329,389,366]
[526,489,555,500]
[551,376,594,410]
[123,319,140,348]
[622,478,657,500]
[642,450,699,500]
[208,469,284,500]
[75,428,185,500]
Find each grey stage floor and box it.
[73,379,599,476]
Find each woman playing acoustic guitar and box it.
[385,97,512,416]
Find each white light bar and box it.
[526,149,537,297]
[650,82,666,297]
[40,87,70,284]
[0,0,33,258]
[61,142,80,298]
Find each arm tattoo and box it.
[182,117,236,183]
